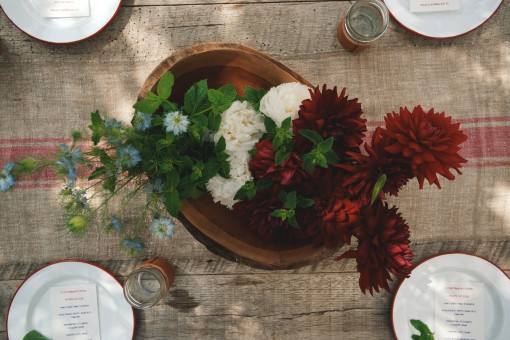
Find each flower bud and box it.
[67,215,89,232]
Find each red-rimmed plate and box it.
[0,0,123,44]
[7,260,135,340]
[391,252,510,339]
[384,0,504,39]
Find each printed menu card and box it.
[39,0,91,18]
[50,283,101,340]
[434,282,485,340]
[410,0,461,13]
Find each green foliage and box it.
[243,86,268,111]
[371,174,387,205]
[299,130,339,173]
[410,319,434,340]
[23,330,51,340]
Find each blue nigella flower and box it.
[0,163,16,192]
[56,156,77,188]
[104,118,122,129]
[134,111,153,132]
[111,215,122,232]
[163,111,190,136]
[122,238,145,256]
[150,217,175,239]
[144,178,166,203]
[71,188,88,208]
[116,144,141,169]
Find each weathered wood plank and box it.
[0,1,508,61]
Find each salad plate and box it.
[384,0,504,39]
[392,252,510,339]
[7,260,134,340]
[0,0,123,44]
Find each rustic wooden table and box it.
[0,1,509,339]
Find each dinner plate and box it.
[0,0,123,44]
[7,260,135,340]
[391,252,510,339]
[384,0,504,39]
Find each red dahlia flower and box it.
[311,188,361,248]
[233,187,289,238]
[382,106,468,188]
[337,202,413,295]
[292,85,366,155]
[249,139,308,185]
[336,127,413,202]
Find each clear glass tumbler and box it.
[337,0,389,52]
[123,257,174,309]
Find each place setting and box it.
[0,0,123,44]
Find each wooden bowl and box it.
[139,43,338,269]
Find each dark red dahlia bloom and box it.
[292,85,366,155]
[233,187,288,238]
[311,187,361,248]
[337,202,413,295]
[249,139,308,185]
[335,127,413,202]
[382,106,468,188]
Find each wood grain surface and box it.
[0,1,509,339]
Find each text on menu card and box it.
[39,0,91,18]
[434,282,485,340]
[410,0,461,13]
[50,283,101,340]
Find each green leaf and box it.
[281,117,292,130]
[161,100,178,113]
[215,136,226,153]
[89,110,103,145]
[297,197,315,208]
[133,91,163,114]
[103,175,117,192]
[285,191,297,209]
[184,79,209,115]
[411,335,420,340]
[271,209,288,220]
[274,147,291,166]
[208,84,237,114]
[410,320,433,336]
[264,116,277,135]
[302,153,316,173]
[371,174,387,205]
[167,169,180,188]
[256,179,273,190]
[288,216,299,229]
[23,330,51,340]
[317,137,334,153]
[190,113,208,127]
[157,72,174,100]
[316,153,328,168]
[299,129,323,145]
[243,87,267,111]
[324,149,340,164]
[208,112,222,131]
[88,167,106,180]
[164,189,182,217]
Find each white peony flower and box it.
[213,100,265,153]
[207,100,265,209]
[259,82,310,127]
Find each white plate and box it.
[384,0,504,39]
[7,260,135,340]
[0,0,122,44]
[391,253,510,339]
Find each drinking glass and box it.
[337,0,389,52]
[123,257,174,309]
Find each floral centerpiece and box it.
[0,72,467,294]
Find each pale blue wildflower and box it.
[163,111,189,135]
[104,118,122,129]
[151,217,175,239]
[56,144,83,188]
[116,144,141,168]
[144,178,164,193]
[111,215,122,232]
[123,238,145,256]
[0,163,15,192]
[71,188,88,208]
[134,111,153,132]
